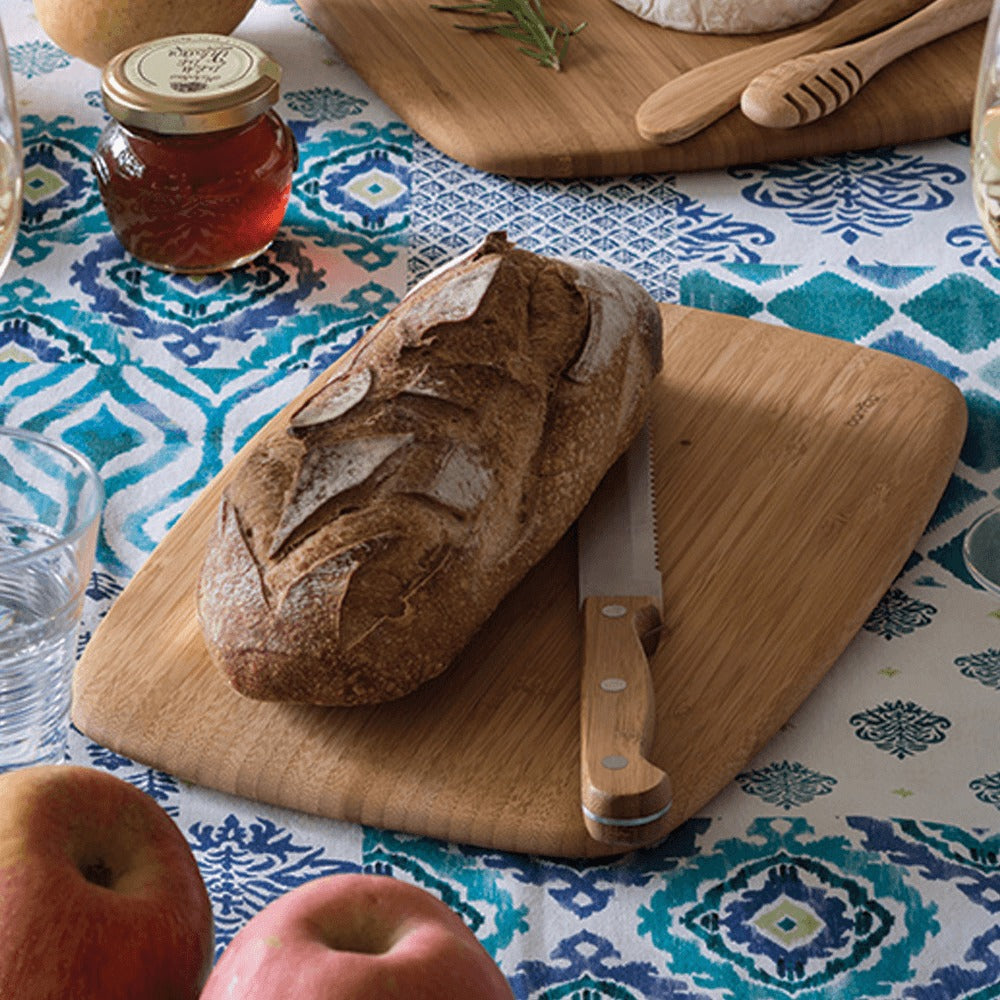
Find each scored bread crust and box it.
[196,232,663,706]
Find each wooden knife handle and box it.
[580,595,672,848]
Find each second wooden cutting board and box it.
[72,304,966,858]
[295,0,983,177]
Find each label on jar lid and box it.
[124,35,259,100]
[101,33,282,135]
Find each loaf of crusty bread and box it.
[197,232,663,705]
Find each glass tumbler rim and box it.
[0,425,104,567]
[0,13,23,281]
[0,16,20,143]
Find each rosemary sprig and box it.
[431,0,586,71]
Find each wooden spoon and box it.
[741,0,990,129]
[635,0,931,145]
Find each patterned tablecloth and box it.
[3,0,998,996]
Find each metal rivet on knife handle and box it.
[579,595,672,849]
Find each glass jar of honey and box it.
[92,33,297,273]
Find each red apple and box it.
[200,872,515,999]
[0,764,214,999]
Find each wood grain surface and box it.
[293,0,983,177]
[71,304,967,858]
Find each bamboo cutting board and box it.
[295,0,983,177]
[72,305,966,858]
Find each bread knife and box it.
[577,421,672,848]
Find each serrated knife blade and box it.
[578,421,662,605]
[576,421,673,848]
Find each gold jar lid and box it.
[101,34,281,135]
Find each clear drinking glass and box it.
[0,16,21,275]
[0,429,103,771]
[966,0,1000,592]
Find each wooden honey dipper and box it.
[740,0,990,129]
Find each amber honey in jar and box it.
[92,33,297,273]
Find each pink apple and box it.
[0,764,214,999]
[201,872,515,999]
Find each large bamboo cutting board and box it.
[72,304,966,858]
[295,0,983,177]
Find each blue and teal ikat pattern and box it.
[729,150,966,246]
[2,0,995,992]
[849,701,952,761]
[736,762,838,812]
[970,772,1000,810]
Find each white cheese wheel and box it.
[610,0,837,33]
